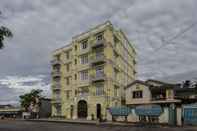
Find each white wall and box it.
[127,109,139,122]
[159,107,169,123]
[126,83,151,105]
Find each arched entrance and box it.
[96,104,101,119]
[77,100,87,118]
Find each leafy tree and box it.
[0,11,13,49]
[19,89,43,111]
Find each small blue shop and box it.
[183,103,197,125]
[109,104,177,125]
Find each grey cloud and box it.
[0,0,196,104]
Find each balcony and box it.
[52,83,61,90]
[152,95,166,101]
[113,62,121,72]
[52,97,61,104]
[91,39,106,48]
[90,53,106,65]
[90,72,106,82]
[51,59,61,65]
[52,70,61,77]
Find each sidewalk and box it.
[26,118,136,126]
[25,118,197,129]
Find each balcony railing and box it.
[51,59,61,65]
[52,97,61,104]
[91,38,106,48]
[90,72,106,82]
[90,53,106,64]
[78,92,89,97]
[52,83,61,90]
[52,70,61,77]
[152,96,166,101]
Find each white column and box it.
[176,107,182,126]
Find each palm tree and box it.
[0,11,13,49]
[19,89,43,111]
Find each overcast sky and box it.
[0,0,196,105]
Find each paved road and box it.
[0,120,196,131]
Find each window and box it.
[74,74,77,80]
[75,45,77,51]
[66,77,70,85]
[55,54,61,60]
[66,51,70,59]
[66,64,70,72]
[114,69,118,80]
[74,59,77,65]
[114,35,119,44]
[96,33,103,41]
[75,90,78,96]
[133,91,143,98]
[133,59,136,65]
[114,86,119,97]
[53,77,60,82]
[80,54,88,64]
[96,66,104,77]
[81,40,88,49]
[66,91,70,99]
[80,70,88,80]
[96,83,104,96]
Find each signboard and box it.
[135,105,162,116]
[109,106,132,116]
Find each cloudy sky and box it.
[0,0,196,105]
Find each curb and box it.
[24,119,171,128]
[26,119,98,126]
[25,119,135,127]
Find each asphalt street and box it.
[0,120,196,131]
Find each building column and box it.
[73,104,78,119]
[87,104,94,120]
[176,107,182,126]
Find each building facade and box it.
[124,79,197,126]
[51,21,136,120]
[125,80,181,125]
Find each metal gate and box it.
[183,104,197,125]
[168,107,176,125]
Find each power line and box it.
[153,22,197,52]
[140,22,197,65]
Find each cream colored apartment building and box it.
[51,21,136,120]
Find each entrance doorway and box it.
[77,100,87,118]
[96,104,101,119]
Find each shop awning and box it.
[109,106,132,116]
[135,105,162,116]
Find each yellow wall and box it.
[51,21,136,119]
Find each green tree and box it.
[19,89,43,111]
[0,11,13,49]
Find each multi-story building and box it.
[51,21,136,120]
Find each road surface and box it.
[0,120,196,131]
